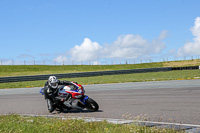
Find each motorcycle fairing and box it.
[80,95,89,105]
[63,85,84,99]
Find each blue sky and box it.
[0,0,200,65]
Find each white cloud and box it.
[178,17,200,56]
[53,55,67,63]
[158,30,168,40]
[70,38,102,62]
[54,31,167,63]
[191,17,200,37]
[103,31,166,59]
[92,61,101,65]
[103,34,147,58]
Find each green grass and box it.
[1,60,200,89]
[2,59,200,77]
[1,59,200,77]
[0,115,180,133]
[0,63,164,77]
[1,69,200,89]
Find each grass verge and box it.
[1,69,200,89]
[0,115,180,133]
[1,59,200,77]
[0,63,163,77]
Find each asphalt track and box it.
[0,80,200,125]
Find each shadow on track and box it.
[51,109,103,114]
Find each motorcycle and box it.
[40,83,99,112]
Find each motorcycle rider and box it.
[43,76,78,113]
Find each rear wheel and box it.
[85,98,99,112]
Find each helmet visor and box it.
[51,83,57,86]
[50,82,58,88]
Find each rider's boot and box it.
[46,99,55,113]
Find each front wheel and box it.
[85,98,99,112]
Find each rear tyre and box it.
[85,98,99,112]
[46,99,54,113]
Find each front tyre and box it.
[85,98,99,112]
